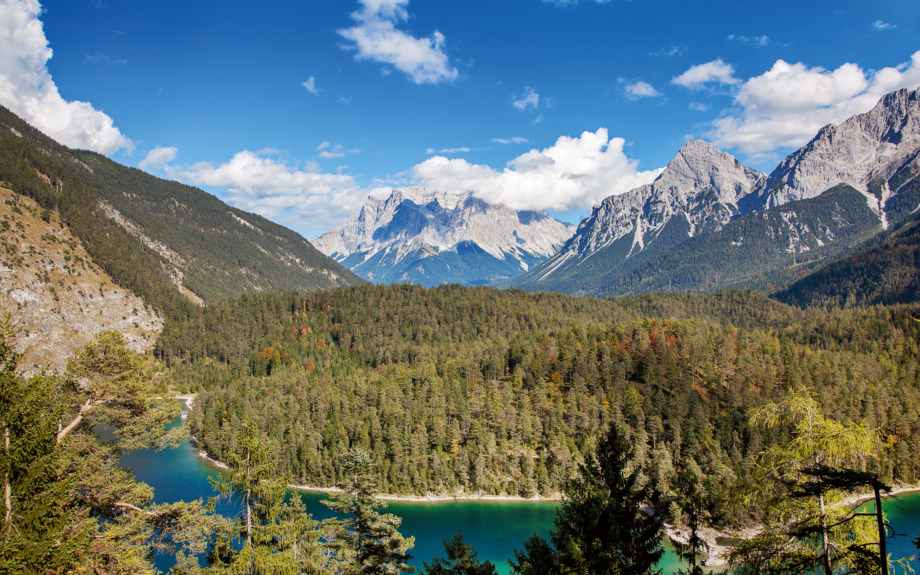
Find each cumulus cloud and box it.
[513,87,540,111]
[138,146,177,171]
[411,128,663,212]
[0,0,132,155]
[173,150,367,236]
[624,80,662,100]
[302,76,319,94]
[672,59,739,89]
[338,0,458,85]
[710,51,920,154]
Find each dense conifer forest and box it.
[158,285,920,527]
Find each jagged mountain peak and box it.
[314,188,574,287]
[653,139,766,205]
[547,141,764,265]
[755,86,920,213]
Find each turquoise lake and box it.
[121,418,918,574]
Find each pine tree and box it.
[511,422,663,575]
[322,447,415,574]
[208,419,324,574]
[423,530,498,575]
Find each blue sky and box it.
[1,0,918,239]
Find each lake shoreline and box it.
[180,401,563,504]
[666,483,920,569]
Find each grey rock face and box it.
[546,140,765,269]
[752,87,920,220]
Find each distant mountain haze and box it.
[314,188,574,287]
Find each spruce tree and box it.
[0,317,90,574]
[511,422,663,574]
[323,447,415,574]
[423,530,498,575]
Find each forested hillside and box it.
[774,212,920,308]
[0,105,362,317]
[159,285,920,525]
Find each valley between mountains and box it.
[2,85,920,574]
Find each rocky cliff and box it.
[0,188,162,376]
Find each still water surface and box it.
[121,423,917,574]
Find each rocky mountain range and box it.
[510,140,766,291]
[314,188,574,287]
[0,103,362,315]
[510,86,920,296]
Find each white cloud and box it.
[672,59,739,89]
[84,51,126,66]
[709,51,920,154]
[338,0,458,85]
[492,136,529,145]
[173,150,367,236]
[426,146,470,154]
[138,146,177,171]
[727,34,771,48]
[0,0,132,155]
[872,20,897,31]
[316,142,360,159]
[513,87,540,111]
[689,102,708,112]
[624,80,662,100]
[411,128,663,212]
[302,76,319,94]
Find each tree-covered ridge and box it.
[774,212,920,308]
[0,104,362,316]
[160,285,920,524]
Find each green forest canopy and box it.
[159,285,920,526]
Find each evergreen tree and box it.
[323,447,415,574]
[0,316,90,574]
[207,419,324,574]
[673,462,709,575]
[423,530,498,575]
[511,422,663,575]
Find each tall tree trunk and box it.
[874,477,889,575]
[819,493,832,575]
[3,425,10,528]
